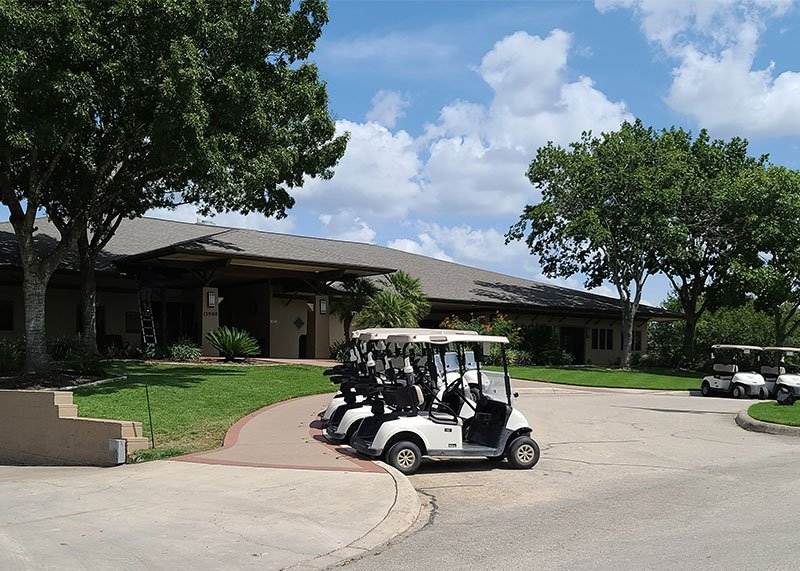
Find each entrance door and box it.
[559,327,585,364]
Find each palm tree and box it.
[330,278,379,338]
[354,290,418,328]
[353,270,431,329]
[385,271,430,321]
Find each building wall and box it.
[269,298,309,358]
[513,314,648,366]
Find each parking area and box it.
[344,381,800,570]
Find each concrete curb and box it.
[291,462,421,570]
[735,409,800,436]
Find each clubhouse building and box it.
[0,217,677,365]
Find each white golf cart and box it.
[701,345,768,399]
[350,331,540,475]
[761,347,800,404]
[323,328,475,442]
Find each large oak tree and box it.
[509,120,670,369]
[1,1,347,371]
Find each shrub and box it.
[168,339,202,362]
[329,339,351,362]
[49,336,82,361]
[440,312,521,346]
[0,338,24,375]
[206,327,260,361]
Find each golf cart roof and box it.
[712,344,763,352]
[352,328,476,341]
[385,332,510,345]
[763,347,800,353]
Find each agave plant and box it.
[206,326,260,361]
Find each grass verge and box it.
[748,401,800,427]
[494,365,699,391]
[73,362,334,461]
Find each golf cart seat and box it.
[383,385,424,409]
[466,396,511,449]
[713,363,737,378]
[761,365,786,378]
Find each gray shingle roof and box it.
[0,216,676,317]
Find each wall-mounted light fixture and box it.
[319,298,328,315]
[207,291,217,308]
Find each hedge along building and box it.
[0,217,679,364]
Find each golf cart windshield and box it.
[713,346,761,372]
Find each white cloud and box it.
[296,120,422,219]
[597,0,800,136]
[146,204,295,233]
[318,209,376,243]
[386,235,454,262]
[303,29,631,221]
[366,90,410,129]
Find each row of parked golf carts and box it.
[318,327,540,475]
[702,344,800,403]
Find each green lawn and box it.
[73,362,334,461]
[748,402,800,427]
[493,365,699,390]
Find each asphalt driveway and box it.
[343,382,800,570]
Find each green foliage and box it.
[48,336,83,361]
[440,312,521,346]
[206,327,260,361]
[1,1,347,372]
[0,338,24,375]
[329,339,351,362]
[354,290,418,329]
[354,271,430,329]
[648,298,787,367]
[509,120,671,368]
[168,339,201,362]
[730,167,800,344]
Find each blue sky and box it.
[4,0,800,306]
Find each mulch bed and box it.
[0,372,105,390]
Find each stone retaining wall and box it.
[0,390,149,466]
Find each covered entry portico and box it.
[121,245,392,358]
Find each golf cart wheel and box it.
[732,384,746,399]
[506,435,540,470]
[701,381,711,397]
[777,386,795,405]
[386,441,422,475]
[759,387,769,400]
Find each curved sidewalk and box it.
[178,393,383,472]
[0,394,420,571]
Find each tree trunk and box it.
[681,312,698,367]
[775,309,787,346]
[78,236,99,356]
[620,302,634,370]
[342,314,353,340]
[22,269,50,373]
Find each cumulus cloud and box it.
[299,30,631,225]
[318,210,377,243]
[386,235,454,262]
[366,90,410,129]
[147,204,295,233]
[598,0,800,136]
[296,120,422,219]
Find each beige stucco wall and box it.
[0,390,149,466]
[270,298,309,358]
[329,314,345,348]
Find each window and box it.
[0,300,13,331]
[125,311,140,334]
[591,328,614,351]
